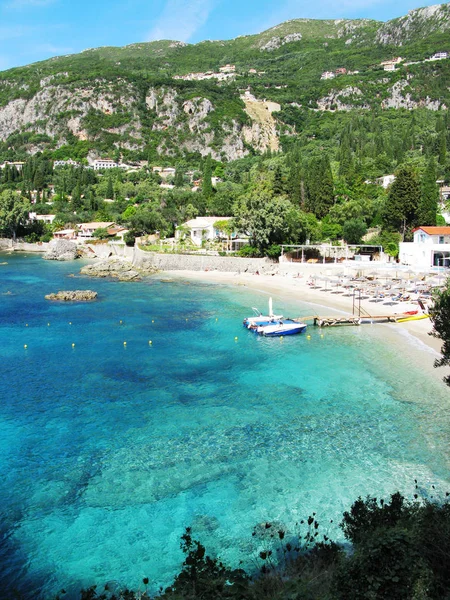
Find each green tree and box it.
[382,165,420,240]
[174,167,184,188]
[234,187,294,252]
[418,157,439,226]
[438,131,447,166]
[106,175,114,200]
[342,219,367,244]
[0,190,31,240]
[305,155,335,219]
[429,278,450,387]
[202,154,213,199]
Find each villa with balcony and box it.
[399,226,450,269]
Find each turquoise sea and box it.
[1,253,449,599]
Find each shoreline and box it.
[162,268,446,364]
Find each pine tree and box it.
[382,165,421,239]
[417,157,439,226]
[202,154,213,199]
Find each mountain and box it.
[0,2,449,164]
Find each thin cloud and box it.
[147,0,218,42]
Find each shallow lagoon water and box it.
[0,254,449,598]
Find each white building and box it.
[381,57,403,71]
[54,159,80,168]
[93,159,118,170]
[321,71,335,80]
[0,161,25,171]
[376,174,396,188]
[29,213,56,224]
[176,216,232,247]
[399,226,450,269]
[430,51,448,60]
[219,64,236,73]
[77,221,115,239]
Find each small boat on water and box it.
[243,297,283,328]
[244,298,307,337]
[257,319,308,337]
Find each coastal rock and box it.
[44,240,79,261]
[45,290,98,301]
[80,259,158,281]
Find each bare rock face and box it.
[80,259,158,281]
[45,290,98,301]
[44,240,79,261]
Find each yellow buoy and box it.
[47,323,50,326]
[123,341,127,346]
[280,336,284,340]
[320,334,324,338]
[215,318,218,322]
[307,335,311,340]
[72,343,75,348]
[234,336,238,341]
[149,340,152,345]
[69,322,72,325]
[186,318,188,322]
[26,324,28,327]
[24,344,28,349]
[120,320,123,324]
[152,320,155,324]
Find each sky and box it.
[0,0,446,71]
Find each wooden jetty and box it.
[293,314,423,327]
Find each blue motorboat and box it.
[257,319,308,337]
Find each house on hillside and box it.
[376,174,396,188]
[439,184,450,201]
[335,68,347,75]
[399,226,450,269]
[321,71,335,80]
[219,64,235,73]
[176,217,233,247]
[29,213,56,224]
[429,51,448,60]
[77,222,115,239]
[380,57,403,71]
[93,159,118,170]
[54,160,80,168]
[0,161,25,171]
[54,229,76,240]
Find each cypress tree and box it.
[273,165,284,195]
[306,155,334,219]
[438,131,447,166]
[382,165,421,239]
[202,154,213,199]
[418,158,439,226]
[106,175,114,200]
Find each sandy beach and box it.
[163,269,448,376]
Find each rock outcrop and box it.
[80,259,158,281]
[44,240,79,261]
[45,290,98,301]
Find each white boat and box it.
[243,297,283,329]
[257,319,308,337]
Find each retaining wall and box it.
[133,248,276,274]
[0,239,50,252]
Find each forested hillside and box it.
[0,3,449,255]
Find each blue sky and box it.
[0,0,445,71]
